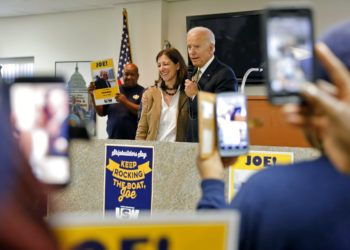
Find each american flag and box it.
[117,9,133,86]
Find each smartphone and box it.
[263,5,315,104]
[216,92,249,157]
[10,77,70,186]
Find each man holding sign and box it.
[88,63,144,139]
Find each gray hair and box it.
[188,26,215,45]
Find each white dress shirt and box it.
[198,55,215,82]
[156,88,180,142]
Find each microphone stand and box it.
[241,67,263,93]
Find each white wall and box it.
[0,0,163,138]
[0,1,162,84]
[1,0,349,137]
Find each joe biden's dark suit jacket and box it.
[187,57,238,142]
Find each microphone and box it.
[187,65,195,80]
[186,65,196,124]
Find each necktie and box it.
[192,69,202,91]
[193,69,201,82]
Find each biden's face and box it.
[187,31,214,68]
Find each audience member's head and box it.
[123,63,139,88]
[286,20,350,148]
[283,20,350,174]
[316,20,350,81]
[187,26,216,68]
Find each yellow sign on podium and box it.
[229,150,294,199]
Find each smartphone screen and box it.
[216,93,249,157]
[10,78,70,186]
[264,7,314,104]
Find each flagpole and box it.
[123,8,133,63]
[117,8,133,85]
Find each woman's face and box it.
[157,54,179,85]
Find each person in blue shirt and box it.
[197,21,350,250]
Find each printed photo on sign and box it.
[90,58,116,86]
[233,169,258,195]
[104,145,154,219]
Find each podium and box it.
[248,96,310,147]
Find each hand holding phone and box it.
[263,5,315,104]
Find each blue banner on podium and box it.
[104,145,154,218]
